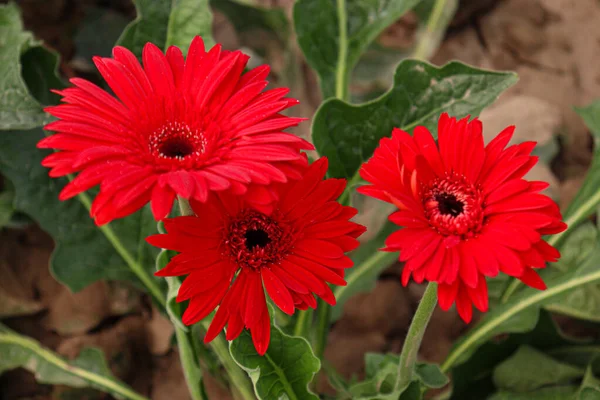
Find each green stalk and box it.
[395,282,438,391]
[314,301,330,359]
[200,321,255,400]
[171,197,206,400]
[73,190,166,307]
[335,0,349,100]
[294,309,313,338]
[0,330,149,400]
[412,0,449,60]
[177,198,254,400]
[175,327,205,400]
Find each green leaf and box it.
[0,324,146,400]
[331,220,397,321]
[414,363,448,389]
[294,0,422,99]
[349,361,399,399]
[577,366,600,400]
[448,311,594,400]
[20,45,64,105]
[117,0,213,59]
[312,60,518,180]
[488,387,579,400]
[493,346,584,393]
[116,0,171,58]
[355,353,447,399]
[0,3,54,130]
[166,0,214,54]
[399,382,422,400]
[551,100,600,247]
[229,326,321,400]
[0,127,161,293]
[441,238,600,373]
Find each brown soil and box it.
[1,0,599,398]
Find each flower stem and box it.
[76,190,166,307]
[171,197,206,400]
[175,326,205,400]
[200,321,255,400]
[0,328,149,400]
[413,0,450,60]
[395,282,438,392]
[294,309,313,338]
[177,197,254,400]
[314,301,331,360]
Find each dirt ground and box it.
[1,0,599,398]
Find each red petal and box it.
[262,268,294,315]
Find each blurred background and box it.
[0,0,599,398]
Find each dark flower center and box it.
[245,228,271,250]
[422,173,484,237]
[435,193,464,217]
[149,121,207,160]
[225,209,293,269]
[159,137,196,159]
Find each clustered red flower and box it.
[147,158,364,354]
[41,36,566,353]
[39,36,310,225]
[359,113,566,322]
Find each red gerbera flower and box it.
[147,158,365,354]
[358,113,567,323]
[39,36,311,225]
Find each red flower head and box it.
[147,158,365,355]
[358,113,567,323]
[39,36,311,225]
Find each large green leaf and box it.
[294,0,422,99]
[0,324,147,400]
[441,238,600,373]
[0,127,161,293]
[166,0,214,53]
[0,3,54,130]
[117,0,214,58]
[492,346,584,393]
[312,60,518,179]
[229,326,321,400]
